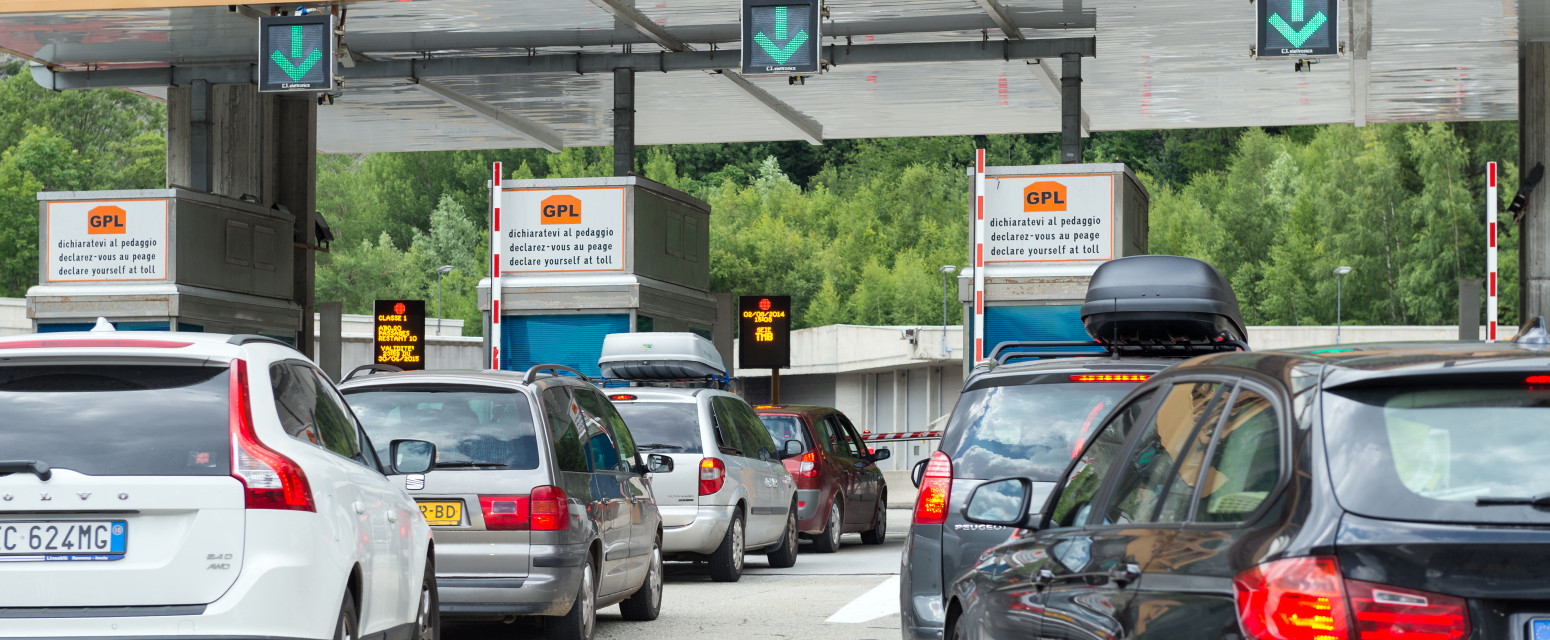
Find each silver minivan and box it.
[607,387,799,582]
[341,365,670,640]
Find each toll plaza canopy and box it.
[0,0,1527,153]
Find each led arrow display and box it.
[258,14,335,93]
[1267,0,1326,48]
[742,1,820,75]
[753,7,810,65]
[271,26,323,82]
[1256,0,1336,57]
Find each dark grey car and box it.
[341,365,670,640]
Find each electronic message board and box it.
[1257,0,1337,57]
[739,295,791,369]
[742,1,821,76]
[259,14,335,93]
[374,300,426,371]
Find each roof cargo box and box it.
[599,332,728,380]
[1080,255,1247,352]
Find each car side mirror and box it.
[646,453,674,474]
[781,440,804,459]
[963,477,1039,531]
[911,459,928,488]
[390,439,436,475]
[869,448,892,463]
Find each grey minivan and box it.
[341,365,671,640]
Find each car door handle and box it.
[353,501,366,515]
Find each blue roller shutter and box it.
[500,314,630,377]
[982,305,1102,358]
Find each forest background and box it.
[0,58,1522,337]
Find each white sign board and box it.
[499,187,627,273]
[981,174,1114,263]
[45,199,169,283]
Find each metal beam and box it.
[412,79,564,152]
[33,38,1098,89]
[1350,0,1372,127]
[1060,53,1082,163]
[713,72,823,145]
[974,0,1024,40]
[588,0,690,52]
[1029,59,1090,136]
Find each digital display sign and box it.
[258,14,335,93]
[374,300,426,371]
[742,1,821,76]
[738,295,791,369]
[1257,0,1337,57]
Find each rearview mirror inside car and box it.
[646,453,675,474]
[391,439,437,475]
[963,477,1038,530]
[781,440,804,459]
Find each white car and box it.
[0,329,439,640]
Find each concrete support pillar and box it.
[1060,53,1082,164]
[613,68,635,177]
[188,80,213,192]
[1522,42,1550,323]
[319,301,342,381]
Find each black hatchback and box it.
[946,339,1550,640]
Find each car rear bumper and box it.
[436,543,587,619]
[662,504,736,555]
[795,490,822,531]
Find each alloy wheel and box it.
[731,518,745,573]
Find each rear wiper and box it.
[434,461,507,469]
[635,444,682,451]
[1476,492,1550,507]
[0,460,52,481]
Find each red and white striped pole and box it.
[1488,161,1498,342]
[490,162,503,368]
[973,148,986,362]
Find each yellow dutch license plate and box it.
[417,501,462,526]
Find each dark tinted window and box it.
[270,361,360,461]
[1103,383,1224,525]
[0,364,231,476]
[711,397,750,456]
[345,387,540,470]
[727,399,778,459]
[1195,389,1280,522]
[1324,384,1550,524]
[613,402,702,454]
[301,365,362,461]
[542,387,589,472]
[598,397,638,463]
[575,390,627,473]
[812,415,841,453]
[758,415,813,455]
[1047,390,1155,528]
[941,381,1139,480]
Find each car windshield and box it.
[1325,384,1550,524]
[344,387,540,470]
[939,381,1139,480]
[611,402,702,454]
[0,363,232,476]
[757,414,814,454]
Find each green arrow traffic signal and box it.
[754,6,810,65]
[1268,0,1327,48]
[270,25,322,82]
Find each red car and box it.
[755,405,889,553]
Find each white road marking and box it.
[825,575,901,624]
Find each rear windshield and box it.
[345,388,540,470]
[940,382,1137,480]
[1325,385,1550,524]
[758,415,814,454]
[0,364,232,477]
[612,402,702,454]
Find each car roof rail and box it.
[343,363,404,381]
[523,364,590,384]
[989,340,1111,366]
[227,334,301,351]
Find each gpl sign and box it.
[742,1,821,76]
[1257,0,1337,57]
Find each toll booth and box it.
[480,177,717,377]
[961,163,1149,370]
[26,189,303,341]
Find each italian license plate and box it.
[0,520,126,561]
[1531,618,1550,640]
[417,501,462,526]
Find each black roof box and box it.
[1080,255,1248,354]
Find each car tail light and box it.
[530,485,569,531]
[479,495,531,531]
[228,359,314,512]
[1069,373,1150,382]
[609,394,637,401]
[1347,579,1469,640]
[794,451,818,478]
[1233,556,1469,640]
[913,451,952,525]
[699,458,727,495]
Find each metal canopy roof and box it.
[0,0,1524,154]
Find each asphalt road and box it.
[447,509,912,640]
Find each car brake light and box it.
[228,359,315,512]
[913,451,952,525]
[609,394,637,401]
[530,485,569,531]
[795,451,818,478]
[1070,374,1150,382]
[1527,375,1550,385]
[479,495,531,531]
[1234,556,1470,640]
[699,458,726,495]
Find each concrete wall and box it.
[0,298,28,336]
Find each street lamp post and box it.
[939,265,957,356]
[1334,266,1352,344]
[435,265,455,335]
